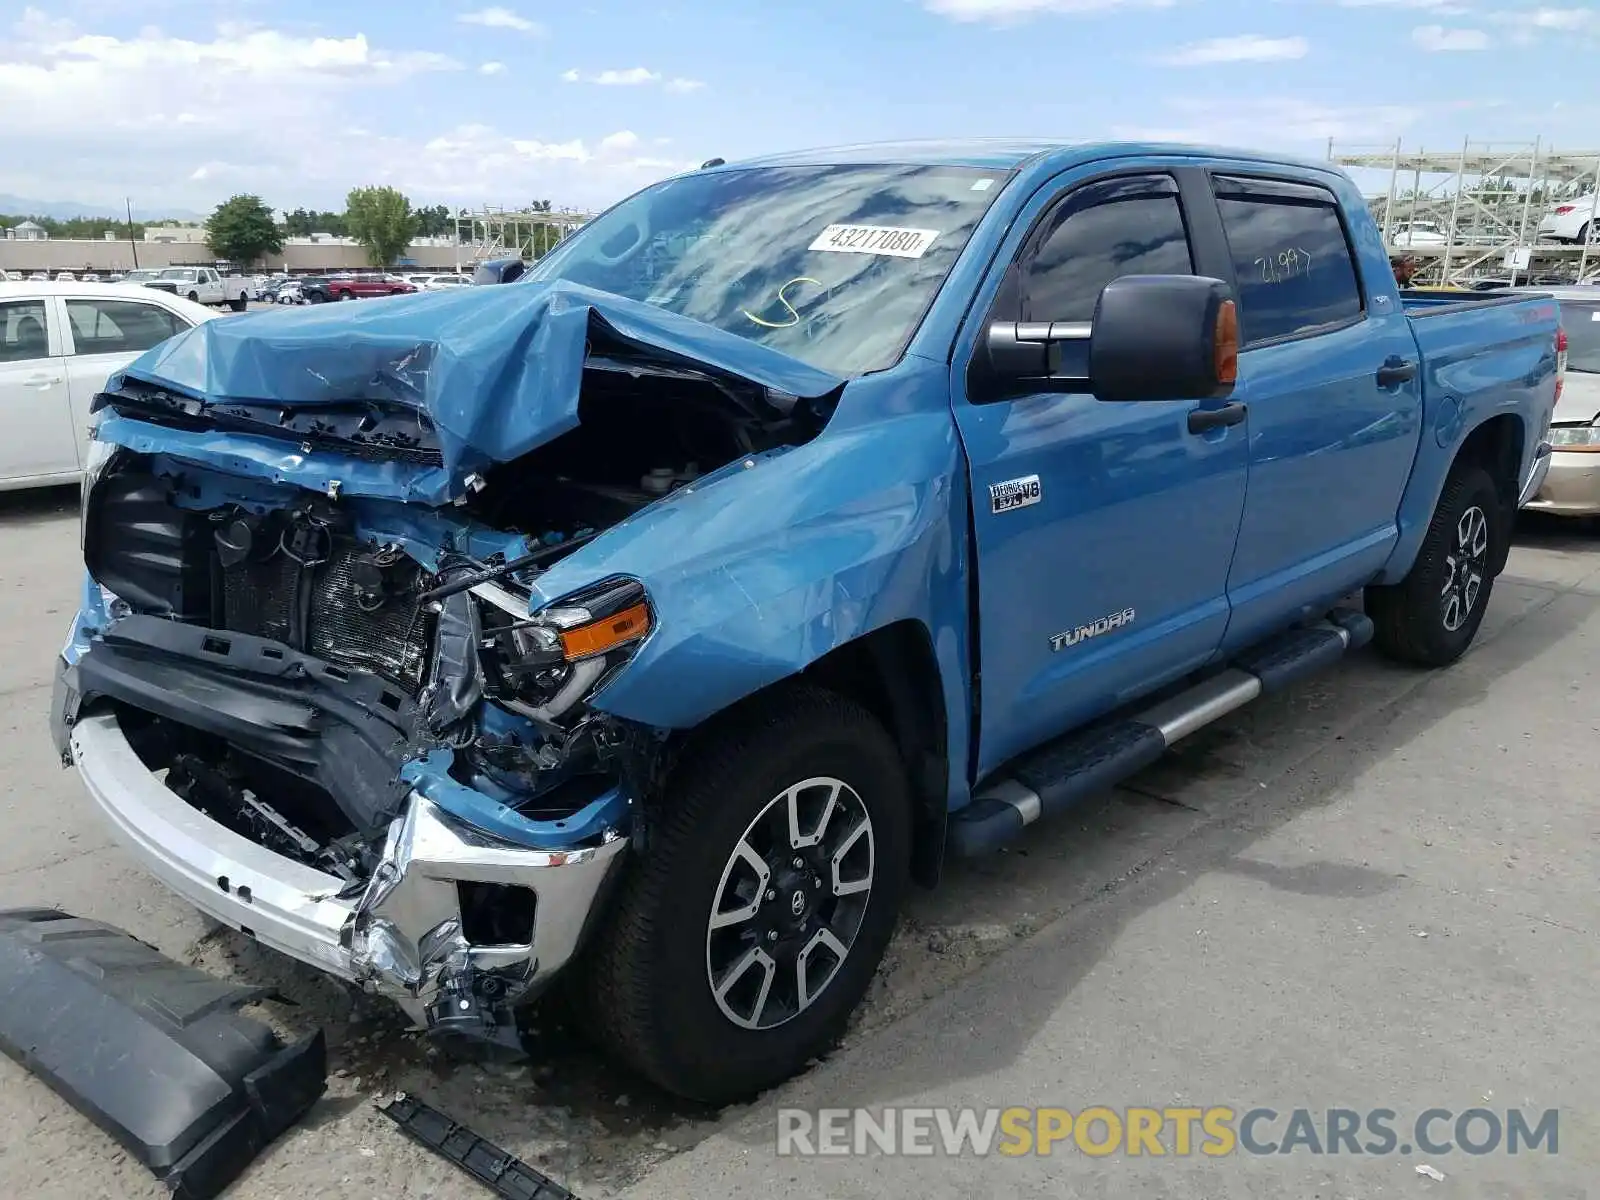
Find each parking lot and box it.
[0,482,1595,1197]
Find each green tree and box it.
[204,194,282,266]
[345,185,418,266]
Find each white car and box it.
[0,282,218,490]
[424,274,472,290]
[54,272,78,282]
[80,273,102,283]
[1538,196,1598,245]
[1389,221,1449,249]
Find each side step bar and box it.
[948,608,1373,856]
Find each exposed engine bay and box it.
[76,363,817,887]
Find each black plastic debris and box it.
[0,909,326,1199]
[379,1092,580,1199]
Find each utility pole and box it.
[125,198,139,269]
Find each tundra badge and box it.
[990,474,1042,514]
[1050,607,1136,652]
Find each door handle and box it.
[22,372,63,389]
[1187,401,1247,434]
[1376,356,1418,387]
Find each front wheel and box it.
[1367,463,1504,667]
[187,291,199,303]
[577,685,911,1104]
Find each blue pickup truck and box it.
[52,141,1560,1104]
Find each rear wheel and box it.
[229,294,247,312]
[1580,222,1592,247]
[577,685,911,1104]
[1367,463,1504,667]
[337,290,353,301]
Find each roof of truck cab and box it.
[714,139,1344,175]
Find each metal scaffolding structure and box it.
[1328,138,1600,287]
[450,205,595,270]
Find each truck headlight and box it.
[476,577,653,724]
[79,434,120,549]
[1547,419,1600,450]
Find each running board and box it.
[948,608,1373,856]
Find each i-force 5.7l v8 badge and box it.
[990,474,1042,514]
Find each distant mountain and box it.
[0,194,206,222]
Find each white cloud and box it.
[1114,97,1426,149]
[925,0,1172,22]
[0,12,683,211]
[457,7,544,34]
[1530,7,1596,29]
[596,67,660,85]
[562,67,706,91]
[479,60,505,75]
[1411,23,1490,50]
[1157,35,1309,65]
[599,130,640,152]
[1337,0,1467,8]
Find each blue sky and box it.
[1,0,1595,214]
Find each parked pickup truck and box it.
[325,273,419,301]
[143,266,252,311]
[51,141,1560,1105]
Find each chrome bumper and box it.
[1518,440,1553,508]
[1523,447,1600,516]
[69,711,628,1030]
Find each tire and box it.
[576,684,911,1104]
[308,292,326,304]
[187,291,199,303]
[1367,463,1504,667]
[337,290,353,301]
[1580,222,1592,247]
[229,295,247,312]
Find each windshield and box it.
[1562,299,1600,373]
[124,270,159,281]
[160,268,197,280]
[528,163,1010,376]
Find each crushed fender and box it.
[0,909,326,1199]
[378,1091,581,1199]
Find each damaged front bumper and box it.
[61,691,629,1045]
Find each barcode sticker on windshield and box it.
[808,224,940,259]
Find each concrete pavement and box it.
[0,483,1596,1198]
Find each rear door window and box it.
[65,299,188,355]
[1212,176,1363,346]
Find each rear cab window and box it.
[1211,175,1364,346]
[1559,298,1600,376]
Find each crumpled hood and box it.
[114,278,844,493]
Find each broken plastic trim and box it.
[0,909,326,1200]
[378,1092,581,1199]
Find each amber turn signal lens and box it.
[1214,299,1239,385]
[558,602,652,660]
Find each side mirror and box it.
[1089,275,1238,403]
[473,257,527,286]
